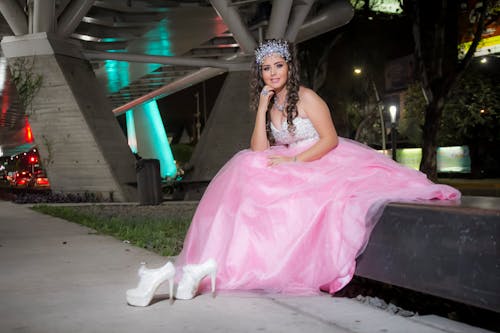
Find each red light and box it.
[36,177,49,185]
[1,84,9,126]
[29,156,37,163]
[25,118,33,142]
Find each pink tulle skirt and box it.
[175,138,460,294]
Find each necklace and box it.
[274,96,287,113]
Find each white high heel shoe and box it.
[126,261,175,306]
[175,259,217,300]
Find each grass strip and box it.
[32,205,191,256]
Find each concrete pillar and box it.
[266,0,293,39]
[33,0,55,33]
[132,100,177,178]
[57,0,95,38]
[209,0,257,55]
[1,33,137,201]
[184,71,252,199]
[0,0,28,35]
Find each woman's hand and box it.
[258,85,275,111]
[251,86,274,151]
[267,155,296,166]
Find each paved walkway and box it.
[0,201,493,333]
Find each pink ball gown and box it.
[176,117,460,294]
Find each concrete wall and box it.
[20,53,137,201]
[2,34,137,201]
[185,71,253,199]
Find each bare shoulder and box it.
[298,86,328,115]
[298,86,320,101]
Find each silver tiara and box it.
[254,40,291,65]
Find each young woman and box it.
[126,39,460,305]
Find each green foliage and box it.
[349,0,403,14]
[440,64,500,146]
[396,64,500,152]
[32,205,191,256]
[9,57,43,115]
[355,111,384,146]
[346,74,385,145]
[347,102,364,132]
[365,119,384,146]
[398,82,426,146]
[170,143,194,164]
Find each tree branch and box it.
[459,0,489,72]
[411,1,433,104]
[444,0,490,98]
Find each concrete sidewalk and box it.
[0,201,492,333]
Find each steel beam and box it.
[209,0,257,55]
[83,50,249,71]
[266,0,293,39]
[110,0,355,116]
[295,0,354,43]
[112,67,226,116]
[284,0,315,42]
[33,0,56,33]
[55,0,72,18]
[0,0,28,35]
[57,0,95,37]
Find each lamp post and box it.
[353,66,386,151]
[389,105,398,161]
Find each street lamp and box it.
[353,65,386,151]
[389,105,398,161]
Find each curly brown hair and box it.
[249,39,300,145]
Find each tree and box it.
[398,82,425,146]
[397,59,500,177]
[440,59,500,176]
[402,0,492,180]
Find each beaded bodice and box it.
[271,117,319,146]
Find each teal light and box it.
[143,100,177,177]
[144,18,173,73]
[103,19,173,94]
[103,60,130,93]
[145,18,172,56]
[101,37,126,42]
[126,110,137,154]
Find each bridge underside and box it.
[0,0,354,201]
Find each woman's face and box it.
[261,54,289,92]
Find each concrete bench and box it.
[356,196,500,313]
